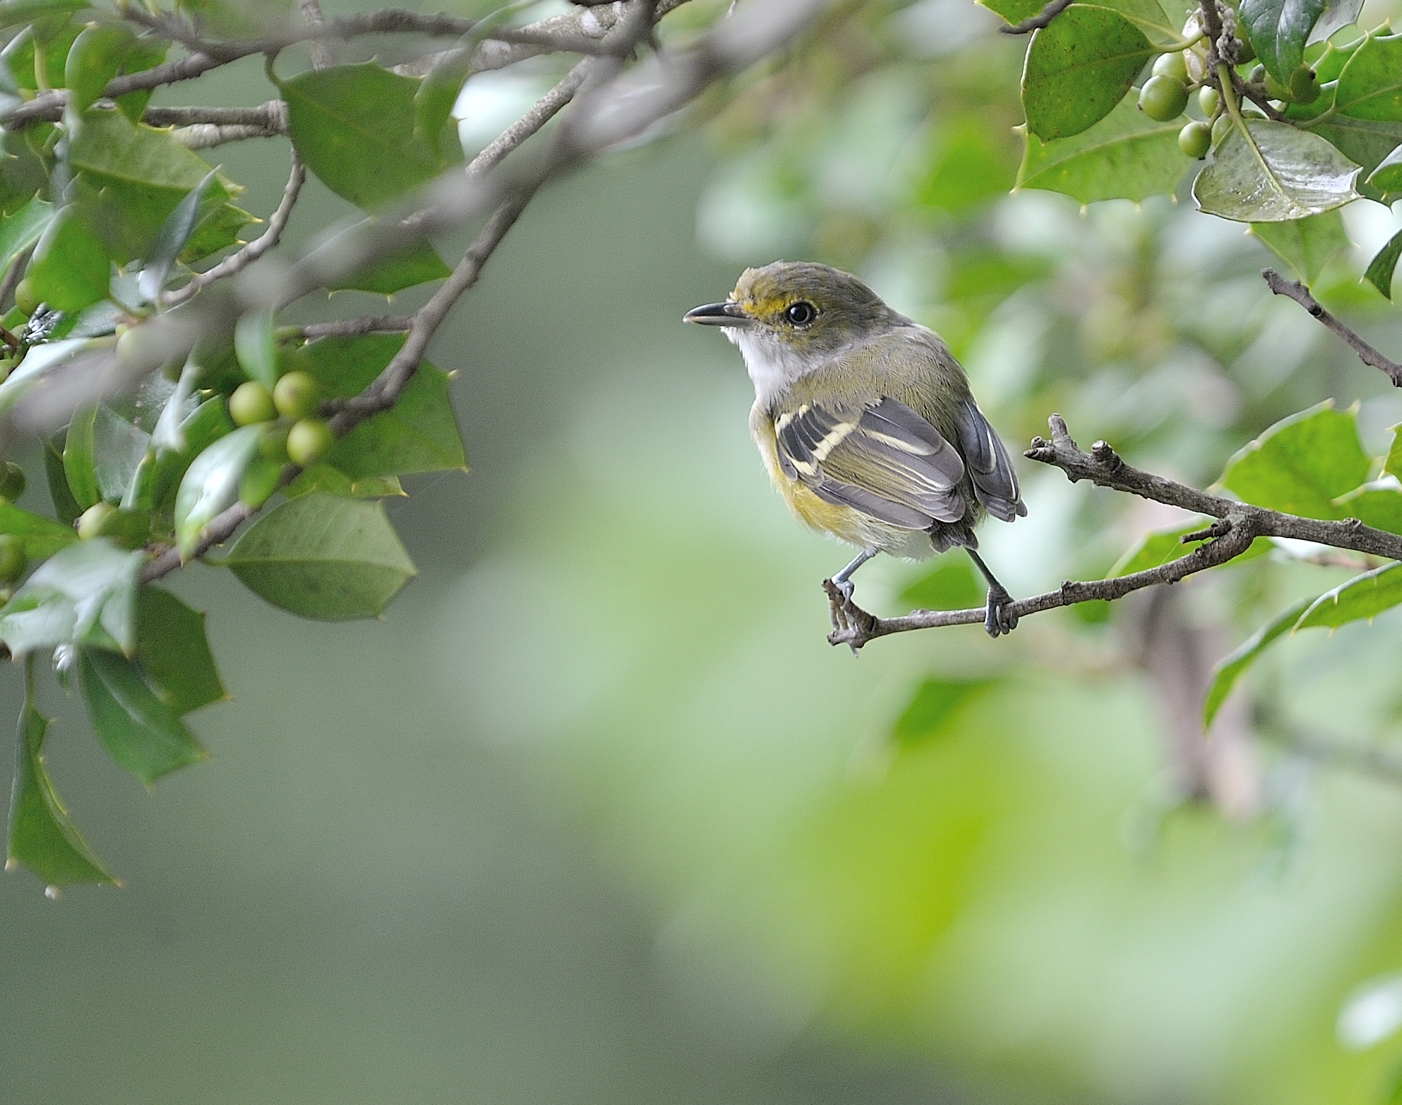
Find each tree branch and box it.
[1262,268,1402,387]
[999,0,1073,33]
[468,59,591,176]
[295,316,412,339]
[827,414,1402,649]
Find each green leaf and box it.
[26,203,109,312]
[0,500,76,558]
[0,538,141,656]
[327,365,465,478]
[1022,6,1152,141]
[44,437,81,525]
[78,646,205,785]
[326,236,451,295]
[1017,96,1188,204]
[137,168,217,302]
[893,678,996,746]
[234,307,277,389]
[1109,518,1271,576]
[1249,211,1348,281]
[0,0,88,31]
[6,662,113,886]
[113,34,169,124]
[62,403,98,509]
[1334,32,1402,121]
[1202,597,1314,727]
[149,395,235,512]
[1239,0,1329,83]
[135,586,225,715]
[224,492,416,620]
[979,0,1046,23]
[414,47,469,159]
[280,62,462,210]
[0,194,51,271]
[64,22,136,115]
[1366,228,1402,299]
[283,464,404,499]
[1336,486,1402,533]
[91,403,151,503]
[899,557,984,611]
[1219,401,1371,517]
[1193,118,1360,222]
[1382,427,1402,482]
[1305,116,1402,200]
[173,423,261,560]
[285,332,404,395]
[1296,561,1402,629]
[1366,142,1402,195]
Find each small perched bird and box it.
[685,261,1027,637]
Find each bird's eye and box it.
[785,301,817,326]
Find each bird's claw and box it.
[984,585,1018,638]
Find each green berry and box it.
[75,501,116,540]
[1138,75,1189,122]
[1152,51,1189,82]
[228,380,276,426]
[1263,72,1289,101]
[12,277,37,316]
[1289,65,1319,104]
[1179,120,1211,159]
[1198,85,1220,118]
[0,534,26,583]
[0,462,25,502]
[1235,35,1255,64]
[273,370,319,420]
[286,418,333,467]
[1211,112,1233,146]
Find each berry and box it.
[1139,75,1188,122]
[1179,120,1211,159]
[1289,65,1320,104]
[273,370,319,420]
[1235,35,1255,64]
[0,462,25,502]
[228,380,276,426]
[75,501,116,540]
[12,277,38,316]
[1211,112,1233,146]
[0,535,26,583]
[286,418,333,467]
[1152,52,1189,82]
[1198,85,1220,118]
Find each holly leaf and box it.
[1296,562,1402,629]
[1218,401,1371,517]
[173,424,261,560]
[224,492,417,620]
[326,236,451,296]
[0,194,52,271]
[327,365,466,478]
[1239,0,1329,84]
[1021,6,1152,141]
[0,538,142,656]
[137,168,218,302]
[78,646,206,785]
[1364,227,1402,299]
[135,586,225,716]
[1334,32,1402,121]
[1195,119,1360,222]
[1202,598,1315,727]
[1249,210,1349,282]
[26,204,109,312]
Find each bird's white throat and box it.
[729,329,810,408]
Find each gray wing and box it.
[953,399,1026,522]
[775,397,966,530]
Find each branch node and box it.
[1090,439,1123,472]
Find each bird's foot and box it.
[984,584,1018,638]
[822,577,878,654]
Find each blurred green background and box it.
[11,1,1402,1102]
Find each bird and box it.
[684,260,1027,637]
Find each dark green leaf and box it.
[44,437,80,524]
[893,678,995,746]
[6,662,113,885]
[1203,598,1314,727]
[978,0,1045,23]
[1366,142,1402,195]
[326,236,451,295]
[280,62,462,210]
[1365,227,1402,299]
[234,307,277,388]
[78,647,205,784]
[1249,211,1349,281]
[0,194,51,270]
[26,204,109,312]
[64,22,136,115]
[62,403,98,509]
[224,492,416,620]
[0,538,141,655]
[137,168,217,302]
[414,47,469,159]
[1218,401,1371,517]
[1193,119,1360,222]
[173,424,261,560]
[134,586,224,716]
[1296,561,1402,629]
[1239,0,1329,83]
[328,365,465,478]
[1022,6,1152,141]
[1335,32,1402,121]
[286,332,403,395]
[1017,96,1188,203]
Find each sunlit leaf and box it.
[1109,518,1270,576]
[0,538,142,656]
[1249,211,1348,281]
[78,646,206,785]
[1193,119,1360,222]
[1022,6,1152,141]
[1202,597,1314,726]
[0,500,76,558]
[1337,486,1402,533]
[173,424,261,560]
[1218,401,1370,516]
[1296,561,1402,629]
[900,558,984,611]
[224,492,416,620]
[1334,32,1402,121]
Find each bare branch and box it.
[1262,268,1402,387]
[300,0,335,70]
[141,503,257,583]
[468,59,591,176]
[296,316,412,339]
[999,0,1073,34]
[827,413,1402,649]
[164,154,306,308]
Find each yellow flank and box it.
[750,402,869,546]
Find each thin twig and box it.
[1000,0,1072,34]
[296,316,412,339]
[468,59,591,176]
[827,414,1402,649]
[1262,268,1402,387]
[164,154,306,308]
[143,102,287,129]
[300,0,335,70]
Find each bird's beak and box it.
[683,301,752,327]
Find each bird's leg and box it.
[825,547,877,635]
[967,549,1017,638]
